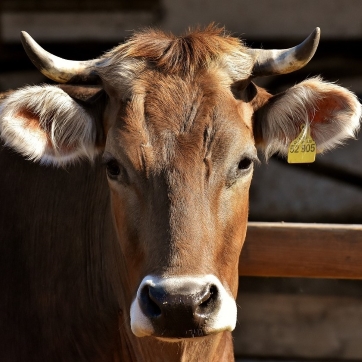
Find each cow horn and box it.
[248,28,320,77]
[20,31,99,84]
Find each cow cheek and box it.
[109,188,145,289]
[216,183,250,297]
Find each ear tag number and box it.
[287,124,316,164]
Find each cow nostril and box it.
[140,285,162,318]
[198,284,218,312]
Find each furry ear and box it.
[253,77,361,159]
[0,85,106,166]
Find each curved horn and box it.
[20,31,99,84]
[248,28,320,77]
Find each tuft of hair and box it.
[96,24,253,87]
[125,24,244,74]
[0,85,97,166]
[255,77,361,160]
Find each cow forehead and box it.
[106,70,255,173]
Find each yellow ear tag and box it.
[287,124,316,164]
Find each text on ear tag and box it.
[287,124,316,164]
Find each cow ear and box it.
[253,77,361,159]
[0,85,106,166]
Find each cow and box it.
[0,25,360,362]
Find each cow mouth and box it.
[146,311,209,340]
[138,320,233,341]
[154,327,208,341]
[155,330,208,343]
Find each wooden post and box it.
[240,222,362,279]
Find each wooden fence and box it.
[240,222,362,279]
[236,222,362,360]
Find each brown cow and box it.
[0,25,360,362]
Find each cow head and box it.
[0,26,360,341]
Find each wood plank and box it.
[240,223,362,279]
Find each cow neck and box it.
[117,323,235,362]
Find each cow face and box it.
[0,26,360,340]
[101,69,258,337]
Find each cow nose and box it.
[131,275,237,339]
[139,281,219,338]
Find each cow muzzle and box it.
[130,275,237,339]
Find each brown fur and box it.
[122,25,246,75]
[0,145,123,361]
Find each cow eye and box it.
[226,157,255,187]
[102,153,130,184]
[106,159,121,178]
[238,157,253,170]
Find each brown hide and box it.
[0,145,123,361]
